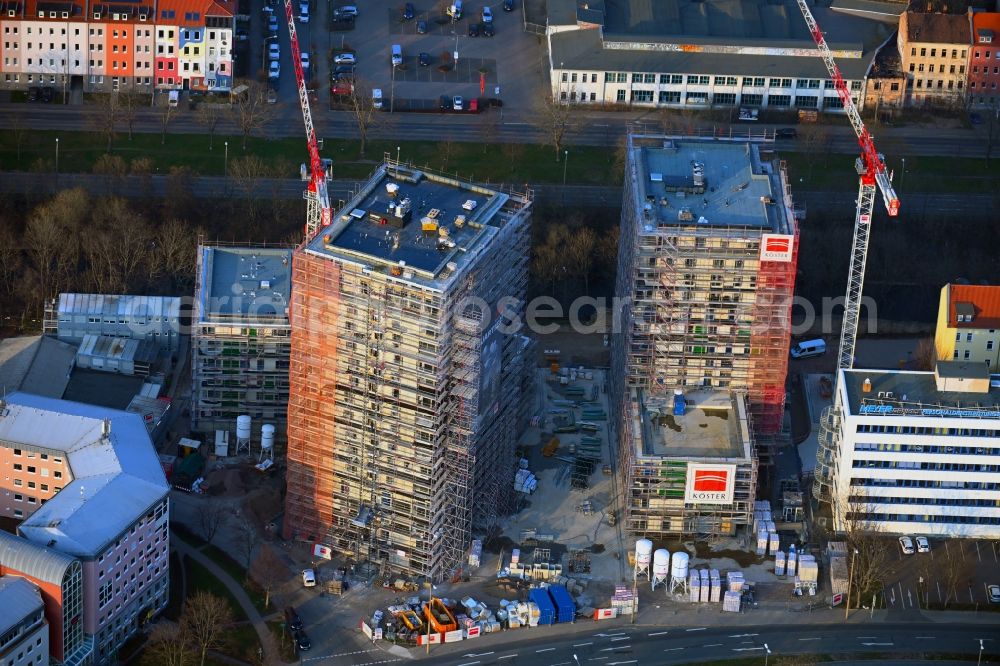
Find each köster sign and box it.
[684,463,737,504]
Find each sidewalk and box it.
[172,534,284,665]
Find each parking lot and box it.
[327,0,547,110]
[884,537,1000,611]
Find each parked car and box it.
[403,2,415,19]
[41,87,54,103]
[483,21,494,36]
[330,15,355,29]
[898,536,915,555]
[481,5,492,22]
[439,94,453,111]
[301,569,316,586]
[333,65,356,79]
[915,536,930,553]
[267,86,278,104]
[284,607,303,631]
[294,628,312,651]
[331,81,354,95]
[417,19,427,33]
[299,1,309,22]
[334,52,356,65]
[775,127,798,139]
[268,61,280,79]
[235,28,249,41]
[27,87,40,102]
[335,4,358,16]
[453,95,463,110]
[301,51,310,72]
[267,14,278,33]
[989,584,1000,604]
[268,42,280,61]
[418,51,430,66]
[468,22,479,36]
[503,0,514,10]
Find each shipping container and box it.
[547,584,576,623]
[528,588,557,625]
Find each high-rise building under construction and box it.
[611,133,799,537]
[283,160,532,580]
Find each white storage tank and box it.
[261,424,275,449]
[236,415,252,440]
[670,551,689,580]
[635,539,653,565]
[652,549,670,574]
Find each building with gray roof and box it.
[44,293,182,352]
[0,576,48,666]
[0,393,169,664]
[545,0,897,110]
[0,336,76,400]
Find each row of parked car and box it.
[283,606,312,653]
[26,86,55,102]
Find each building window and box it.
[632,73,642,83]
[741,93,763,106]
[965,350,971,359]
[659,90,681,104]
[643,73,655,83]
[713,92,736,105]
[768,94,791,107]
[967,333,974,342]
[561,72,567,82]
[953,349,960,359]
[631,90,653,103]
[988,340,995,350]
[616,89,625,102]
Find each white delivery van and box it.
[372,88,383,109]
[391,44,402,66]
[168,90,180,107]
[790,338,826,359]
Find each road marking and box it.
[704,643,723,647]
[497,656,518,661]
[686,627,707,632]
[574,642,595,647]
[596,632,627,637]
[861,642,894,647]
[733,647,765,652]
[647,631,670,636]
[857,636,878,639]
[600,646,630,652]
[730,633,758,638]
[456,662,480,666]
[663,647,685,652]
[536,647,556,653]
[463,653,494,658]
[610,637,630,642]
[799,637,821,641]
[607,661,638,665]
[741,641,754,644]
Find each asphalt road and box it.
[4,172,996,219]
[419,621,998,666]
[0,101,994,159]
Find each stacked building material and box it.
[611,585,636,615]
[709,569,722,602]
[699,569,710,602]
[775,551,786,577]
[726,571,745,592]
[689,574,701,603]
[514,468,537,494]
[723,590,742,612]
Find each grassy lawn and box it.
[200,543,270,615]
[0,128,619,184]
[778,150,1000,194]
[184,556,246,619]
[268,620,300,662]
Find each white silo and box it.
[236,415,252,455]
[634,539,653,580]
[669,551,690,594]
[651,548,671,591]
[260,424,275,462]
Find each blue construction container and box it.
[547,585,576,623]
[528,588,556,625]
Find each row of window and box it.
[852,477,1000,490]
[598,90,846,109]
[582,72,861,90]
[848,494,1000,507]
[854,442,999,455]
[848,512,1000,525]
[909,62,965,74]
[855,424,999,437]
[909,47,967,59]
[911,78,963,91]
[853,459,999,472]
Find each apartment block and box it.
[191,245,293,441]
[0,0,233,92]
[0,393,170,664]
[0,576,48,666]
[969,12,1000,107]
[618,389,757,538]
[611,134,799,463]
[817,363,1000,538]
[0,531,88,666]
[934,283,1000,371]
[898,6,971,106]
[284,161,532,581]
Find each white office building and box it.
[820,362,1000,538]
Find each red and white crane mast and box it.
[795,0,900,370]
[285,0,331,237]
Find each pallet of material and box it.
[723,590,742,612]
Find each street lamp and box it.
[262,35,277,76]
[764,643,771,666]
[224,141,229,176]
[844,548,859,621]
[978,639,985,666]
[561,149,569,204]
[396,145,401,166]
[55,137,60,174]
[900,157,905,190]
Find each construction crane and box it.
[284,0,331,238]
[795,0,900,371]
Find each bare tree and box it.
[84,198,151,293]
[10,115,28,168]
[118,85,144,140]
[347,79,380,157]
[249,543,285,608]
[566,225,597,296]
[156,218,199,290]
[229,155,269,222]
[0,226,22,300]
[91,92,120,152]
[840,489,893,608]
[913,337,937,371]
[611,135,629,183]
[130,157,155,202]
[144,622,195,666]
[93,153,128,197]
[159,99,176,145]
[165,166,198,222]
[196,502,229,546]
[180,591,233,666]
[196,102,229,151]
[233,80,274,149]
[504,142,525,178]
[232,514,258,574]
[535,95,572,161]
[25,188,89,301]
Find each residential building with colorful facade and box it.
[0,0,233,93]
[968,11,1000,107]
[935,283,1000,372]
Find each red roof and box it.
[155,0,231,25]
[948,283,1000,329]
[972,11,1000,39]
